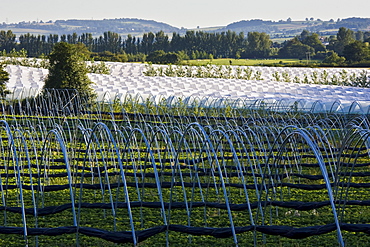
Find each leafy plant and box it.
[339,69,349,86]
[311,71,319,84]
[282,72,291,82]
[272,71,281,81]
[87,61,110,74]
[253,70,263,80]
[320,70,329,84]
[0,63,11,97]
[350,70,369,87]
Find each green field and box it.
[181,58,321,66]
[0,92,369,247]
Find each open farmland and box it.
[4,63,370,113]
[0,63,370,246]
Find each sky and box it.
[2,0,370,29]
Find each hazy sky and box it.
[2,0,370,28]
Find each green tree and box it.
[102,31,122,53]
[146,50,166,64]
[140,32,155,54]
[153,31,170,52]
[322,52,346,65]
[356,31,364,41]
[328,27,355,55]
[343,41,370,62]
[0,30,16,52]
[146,50,181,64]
[245,32,272,58]
[0,64,11,98]
[278,37,314,59]
[301,32,326,52]
[299,30,310,41]
[43,42,95,102]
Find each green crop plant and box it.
[272,71,281,81]
[282,72,291,82]
[0,90,369,247]
[311,71,319,84]
[320,70,330,85]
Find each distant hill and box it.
[212,18,370,38]
[1,17,369,38]
[0,18,182,37]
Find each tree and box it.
[146,50,166,64]
[0,64,10,98]
[301,32,326,52]
[140,32,155,54]
[153,31,169,52]
[245,32,272,58]
[146,50,181,64]
[43,42,95,102]
[299,30,310,41]
[343,41,370,62]
[102,31,122,53]
[0,30,16,52]
[322,52,346,65]
[356,31,364,42]
[278,37,314,59]
[365,32,370,42]
[328,27,355,55]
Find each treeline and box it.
[1,28,370,65]
[0,30,254,59]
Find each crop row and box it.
[143,64,370,88]
[0,91,369,246]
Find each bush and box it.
[321,52,346,66]
[146,50,182,64]
[0,63,11,97]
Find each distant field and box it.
[4,28,54,36]
[181,58,322,66]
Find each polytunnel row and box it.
[0,92,370,246]
[4,88,370,117]
[1,114,368,244]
